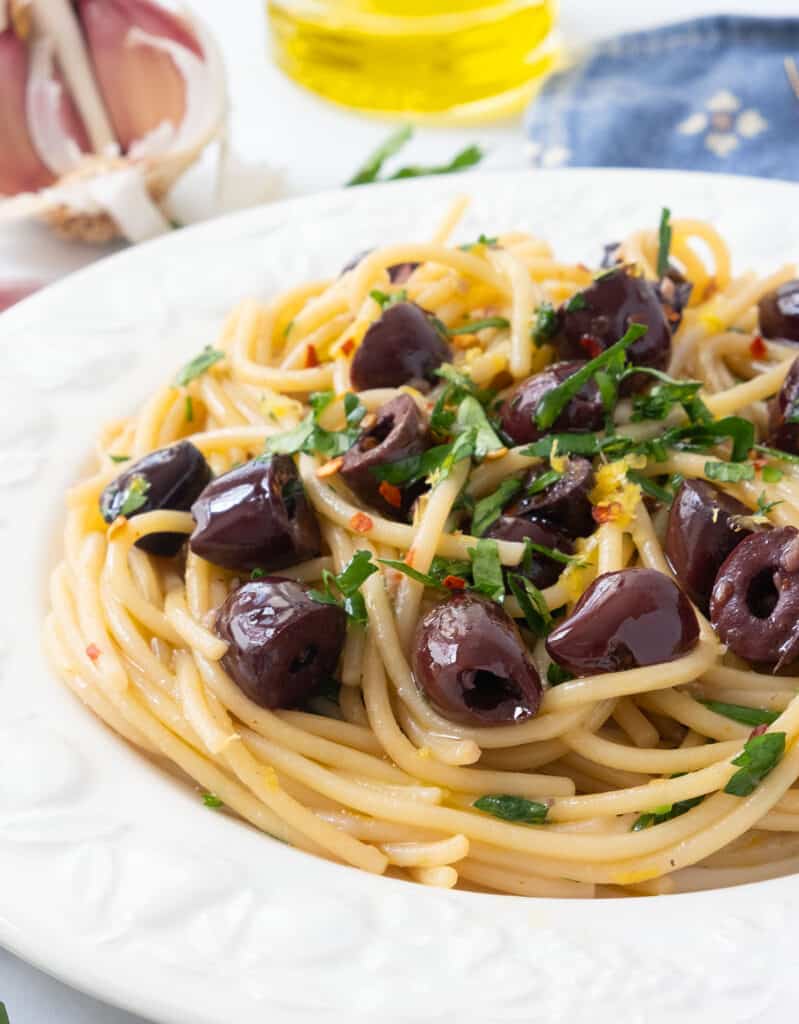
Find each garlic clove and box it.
[0,26,54,194]
[27,37,92,177]
[76,0,204,154]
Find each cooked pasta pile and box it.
[46,197,799,898]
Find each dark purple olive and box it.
[655,268,693,334]
[350,302,451,392]
[546,568,700,675]
[412,592,541,726]
[340,249,419,284]
[339,394,428,520]
[485,515,573,589]
[553,267,671,391]
[759,280,799,342]
[499,361,604,445]
[665,478,752,613]
[100,440,211,557]
[711,527,799,667]
[508,457,595,538]
[767,357,799,454]
[216,577,346,709]
[190,455,321,572]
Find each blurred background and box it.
[1,0,798,1019]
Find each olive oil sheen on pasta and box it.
[267,0,560,117]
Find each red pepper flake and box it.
[85,643,101,662]
[305,344,319,368]
[340,338,355,356]
[349,511,373,534]
[592,501,622,524]
[750,723,769,738]
[749,335,767,359]
[378,480,402,508]
[578,334,604,359]
[443,575,467,591]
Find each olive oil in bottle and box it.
[267,0,560,119]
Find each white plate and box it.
[2,169,798,1024]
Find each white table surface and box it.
[1,0,796,1020]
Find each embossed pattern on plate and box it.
[1,170,797,1024]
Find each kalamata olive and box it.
[339,394,428,519]
[216,578,346,709]
[665,478,752,613]
[412,592,542,726]
[508,457,595,538]
[546,568,699,675]
[552,267,671,391]
[190,455,321,572]
[484,515,573,590]
[340,249,419,284]
[759,280,799,342]
[350,302,452,392]
[100,440,211,557]
[499,361,604,445]
[710,527,799,667]
[767,357,799,454]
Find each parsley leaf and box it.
[471,478,523,537]
[346,124,413,186]
[469,538,505,603]
[430,364,495,438]
[632,793,703,831]
[700,700,779,727]
[507,573,551,636]
[547,662,574,686]
[522,433,601,458]
[626,469,675,505]
[525,468,562,496]
[309,550,378,624]
[535,323,647,429]
[109,454,130,463]
[203,792,223,808]
[447,316,510,336]
[628,368,708,423]
[724,732,786,796]
[754,443,799,465]
[704,460,755,483]
[532,301,558,346]
[459,234,498,250]
[656,207,672,278]
[564,292,588,312]
[175,345,224,386]
[756,491,783,516]
[119,475,150,516]
[473,794,549,824]
[265,391,366,459]
[761,465,783,484]
[455,396,505,458]
[370,288,407,309]
[379,559,443,588]
[388,144,484,181]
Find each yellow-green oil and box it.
[267,0,560,119]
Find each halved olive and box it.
[350,302,451,392]
[767,357,799,454]
[499,361,604,445]
[508,458,595,539]
[759,280,799,342]
[484,515,572,590]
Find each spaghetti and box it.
[46,200,799,897]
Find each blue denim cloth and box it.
[526,16,799,180]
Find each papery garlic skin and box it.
[77,0,204,154]
[27,37,91,176]
[0,26,54,194]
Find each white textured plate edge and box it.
[0,169,796,1024]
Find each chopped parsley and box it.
[109,454,130,463]
[469,538,505,603]
[547,662,574,686]
[532,301,558,346]
[119,475,150,517]
[370,287,407,309]
[473,794,549,824]
[761,465,784,484]
[459,234,498,250]
[628,368,709,423]
[754,443,799,465]
[704,460,755,483]
[388,144,484,181]
[632,794,703,831]
[471,477,523,537]
[525,468,562,496]
[175,345,224,386]
[264,390,365,459]
[700,700,779,727]
[455,396,505,458]
[185,395,194,422]
[756,491,783,516]
[447,316,510,336]
[724,732,786,797]
[507,573,551,637]
[656,207,672,278]
[564,292,588,313]
[626,469,675,505]
[309,549,378,624]
[202,792,223,808]
[535,323,647,430]
[430,364,495,438]
[346,124,413,185]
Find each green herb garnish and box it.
[370,287,407,309]
[507,573,551,636]
[471,478,523,537]
[264,390,366,459]
[535,323,647,429]
[724,732,786,796]
[119,475,150,517]
[175,345,224,386]
[185,395,194,422]
[626,469,675,505]
[346,124,413,186]
[628,368,708,423]
[203,793,223,808]
[389,144,484,181]
[547,663,574,686]
[459,234,498,250]
[454,396,505,459]
[704,460,755,483]
[468,538,505,603]
[109,454,130,463]
[473,794,549,824]
[761,465,784,484]
[532,301,558,347]
[756,491,783,516]
[564,292,588,313]
[632,794,703,831]
[447,316,510,336]
[754,443,799,465]
[656,207,672,278]
[700,700,779,727]
[309,549,378,624]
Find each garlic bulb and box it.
[0,0,226,242]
